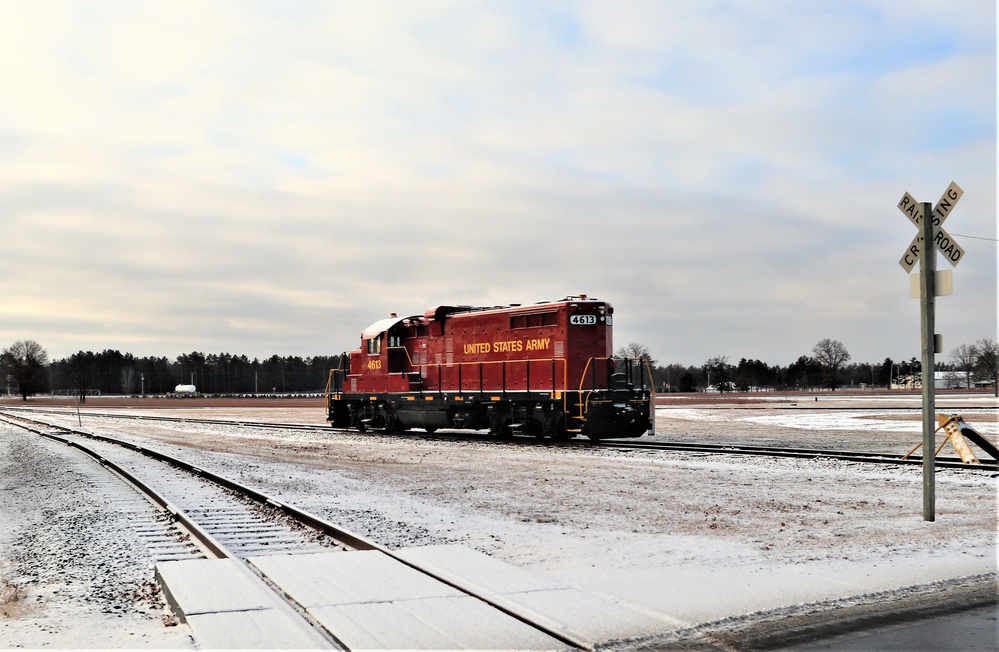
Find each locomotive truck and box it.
[325,295,655,440]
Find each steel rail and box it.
[397,427,997,472]
[0,413,355,649]
[1,412,384,553]
[405,428,998,472]
[8,407,993,646]
[0,413,233,559]
[2,405,324,431]
[7,405,995,473]
[0,410,598,651]
[652,403,997,412]
[589,439,999,471]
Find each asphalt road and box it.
[802,602,998,651]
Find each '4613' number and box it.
[570,314,597,325]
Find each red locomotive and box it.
[326,295,654,440]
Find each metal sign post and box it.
[896,182,965,522]
[918,202,936,521]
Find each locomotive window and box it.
[417,325,429,337]
[367,334,383,355]
[511,312,556,329]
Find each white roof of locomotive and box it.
[360,296,606,340]
[361,316,408,339]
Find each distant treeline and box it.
[651,356,901,393]
[617,336,998,393]
[3,336,996,401]
[45,350,341,396]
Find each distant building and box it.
[891,371,971,390]
[939,370,972,389]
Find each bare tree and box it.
[615,343,657,389]
[812,338,851,390]
[1,340,49,400]
[616,342,657,366]
[703,355,731,391]
[65,351,97,403]
[120,367,137,394]
[975,337,998,396]
[949,343,978,389]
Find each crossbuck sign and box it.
[895,180,967,522]
[897,181,965,272]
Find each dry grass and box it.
[0,578,31,618]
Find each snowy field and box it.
[0,394,996,648]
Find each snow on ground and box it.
[0,395,996,648]
[737,408,999,435]
[0,426,194,648]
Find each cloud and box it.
[0,1,994,367]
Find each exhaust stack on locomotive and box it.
[325,296,655,440]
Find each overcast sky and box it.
[2,1,995,368]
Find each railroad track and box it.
[3,405,995,648]
[4,405,996,472]
[0,411,634,650]
[404,423,999,473]
[589,440,999,472]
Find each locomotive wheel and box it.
[490,423,513,439]
[526,419,546,440]
[551,415,570,441]
[487,409,513,438]
[348,405,367,432]
[424,427,437,434]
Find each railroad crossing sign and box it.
[897,181,965,272]
[895,180,967,522]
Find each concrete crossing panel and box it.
[154,558,331,649]
[249,550,565,650]
[395,544,672,646]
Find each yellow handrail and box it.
[334,347,571,393]
[399,353,569,394]
[575,356,656,423]
[328,351,656,435]
[325,353,353,401]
